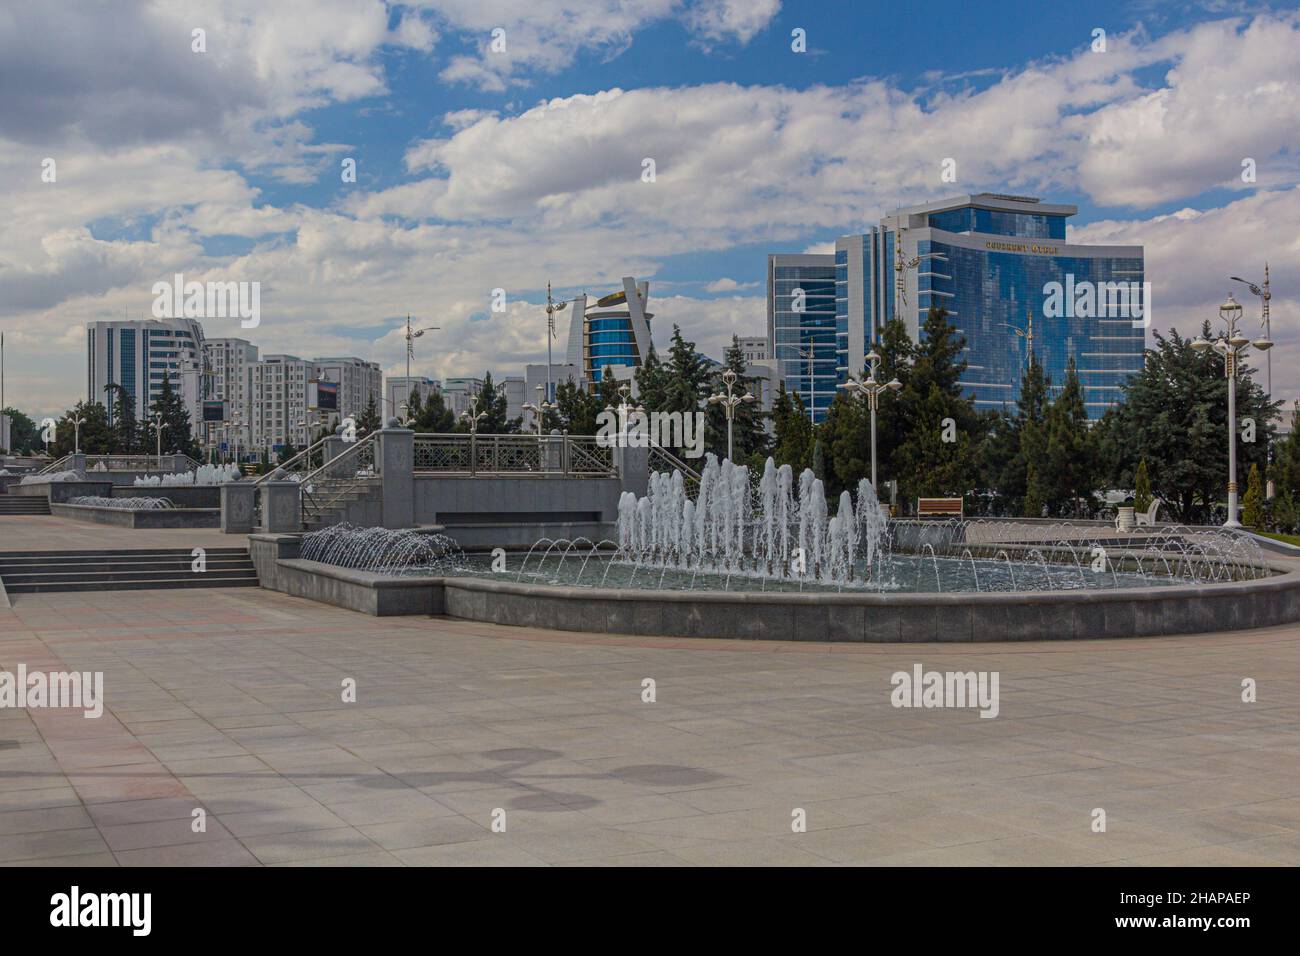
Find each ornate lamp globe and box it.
[1220,293,1243,324]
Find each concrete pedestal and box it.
[260,481,302,533]
[221,482,256,533]
[379,428,413,529]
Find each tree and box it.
[821,389,869,498]
[50,401,111,456]
[356,394,382,436]
[408,388,455,433]
[811,438,826,481]
[465,371,513,434]
[2,407,40,454]
[147,375,200,459]
[1242,462,1264,528]
[771,384,813,472]
[1270,489,1297,534]
[555,375,612,436]
[1039,359,1097,516]
[1270,402,1300,501]
[103,383,140,454]
[1102,325,1278,522]
[1133,459,1153,514]
[661,325,710,416]
[705,336,768,462]
[633,344,671,412]
[890,304,982,506]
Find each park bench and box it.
[917,497,964,519]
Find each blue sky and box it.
[2,0,1299,417]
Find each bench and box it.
[917,497,963,519]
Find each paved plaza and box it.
[1,581,1297,867]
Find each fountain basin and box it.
[248,535,1300,640]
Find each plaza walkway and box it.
[0,584,1297,866]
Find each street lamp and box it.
[1231,265,1274,400]
[543,283,583,406]
[604,383,645,444]
[404,315,440,399]
[1191,292,1272,528]
[460,395,488,435]
[69,413,86,455]
[839,350,903,490]
[150,413,164,462]
[707,368,756,462]
[1001,308,1036,369]
[794,345,818,425]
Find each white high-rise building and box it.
[205,338,259,458]
[386,376,440,420]
[86,318,206,426]
[314,357,383,420]
[250,354,312,454]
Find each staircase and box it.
[0,548,258,594]
[0,497,51,515]
[302,477,383,531]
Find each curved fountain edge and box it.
[250,534,1300,641]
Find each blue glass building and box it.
[564,277,654,389]
[834,194,1145,418]
[767,254,838,422]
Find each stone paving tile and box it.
[0,579,1297,866]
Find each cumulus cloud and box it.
[3,6,1300,418]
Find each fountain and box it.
[299,523,462,574]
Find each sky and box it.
[2,0,1299,421]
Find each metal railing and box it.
[648,445,703,498]
[253,434,332,485]
[299,432,380,524]
[412,433,617,477]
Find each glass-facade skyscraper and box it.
[564,277,655,389]
[767,254,837,421]
[835,194,1145,418]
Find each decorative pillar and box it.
[378,427,414,529]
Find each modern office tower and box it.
[565,277,654,389]
[767,254,837,423]
[313,357,383,419]
[737,336,769,363]
[385,376,440,420]
[86,317,207,426]
[836,193,1145,417]
[206,338,259,457]
[501,375,525,422]
[442,377,484,416]
[250,354,312,454]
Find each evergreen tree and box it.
[470,372,513,434]
[103,383,140,454]
[356,394,383,435]
[556,376,608,436]
[50,401,111,456]
[147,376,200,459]
[821,389,869,498]
[1269,402,1300,500]
[771,384,814,471]
[1103,325,1278,522]
[891,304,982,506]
[705,336,767,462]
[1040,359,1096,516]
[1133,459,1153,514]
[1242,462,1264,527]
[1270,490,1297,534]
[633,343,671,412]
[409,388,455,433]
[661,325,710,415]
[811,438,826,481]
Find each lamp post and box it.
[839,350,902,490]
[1231,265,1273,401]
[1001,308,1036,370]
[150,413,164,462]
[70,413,86,455]
[543,283,583,404]
[1191,292,1273,528]
[523,385,558,436]
[604,383,645,445]
[707,369,756,462]
[404,315,440,400]
[891,212,949,328]
[794,346,818,425]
